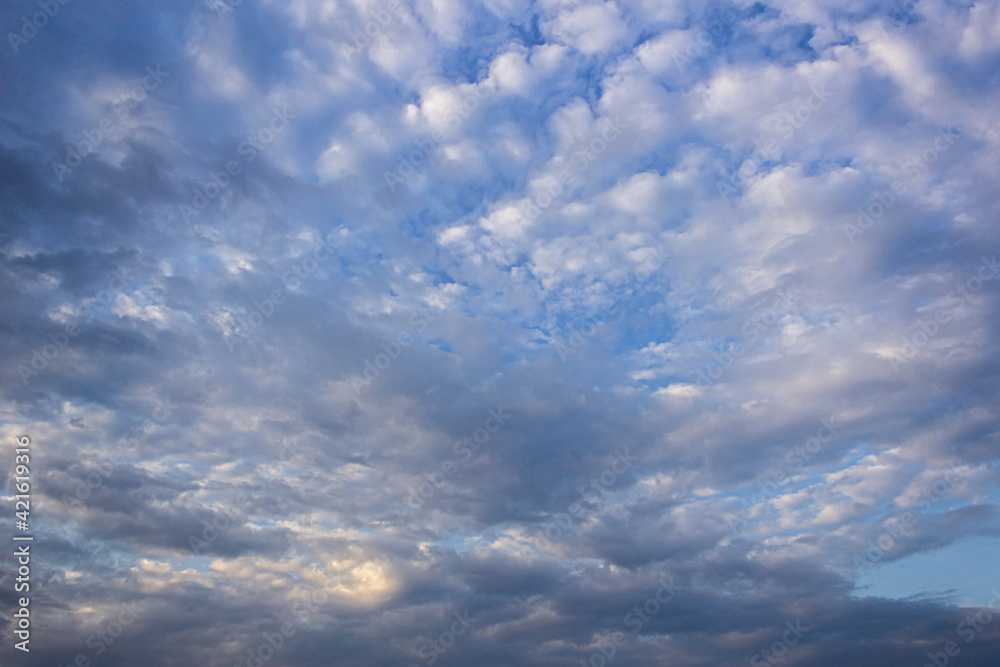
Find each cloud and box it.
[1,0,999,665]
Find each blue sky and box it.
[1,0,1000,665]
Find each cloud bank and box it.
[1,0,999,665]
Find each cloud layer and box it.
[1,0,999,665]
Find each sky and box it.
[1,0,999,665]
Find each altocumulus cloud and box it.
[1,0,1000,665]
